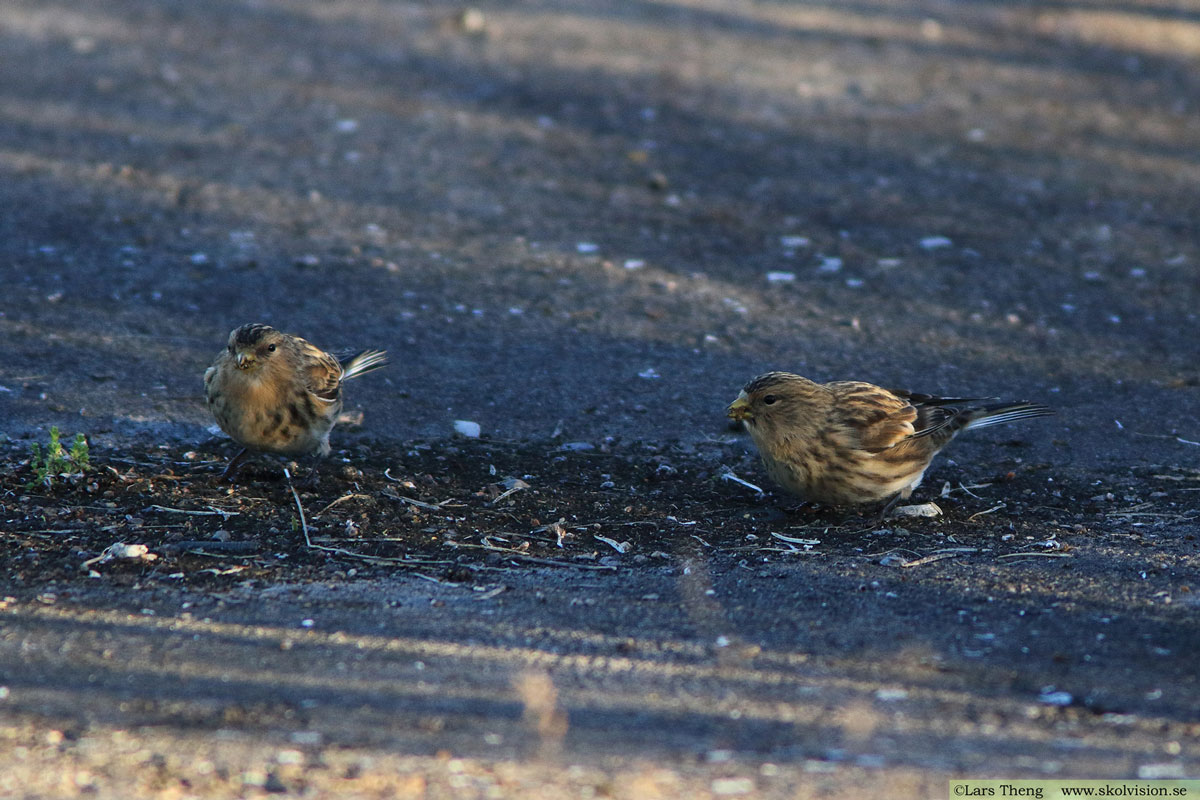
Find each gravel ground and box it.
[1,1,1198,797]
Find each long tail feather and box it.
[963,402,1055,431]
[341,349,388,380]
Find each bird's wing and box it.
[887,389,997,439]
[827,382,919,453]
[297,339,344,403]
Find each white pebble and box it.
[780,235,810,248]
[453,420,481,438]
[817,256,842,272]
[576,242,599,254]
[335,119,359,133]
[638,367,660,379]
[711,777,755,795]
[765,271,795,283]
[1038,690,1073,706]
[920,235,953,250]
[890,502,941,518]
[275,749,304,765]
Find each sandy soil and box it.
[0,1,1198,797]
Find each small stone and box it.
[1038,690,1073,706]
[453,420,481,438]
[456,8,486,34]
[711,777,755,795]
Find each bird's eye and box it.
[267,344,276,352]
[762,394,778,405]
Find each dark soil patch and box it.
[4,434,1191,593]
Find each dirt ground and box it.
[1,1,1198,798]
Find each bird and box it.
[727,371,1053,513]
[204,323,388,479]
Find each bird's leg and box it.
[290,458,321,490]
[874,493,905,526]
[782,501,821,517]
[220,448,249,482]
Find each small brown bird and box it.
[727,371,1053,512]
[204,323,387,478]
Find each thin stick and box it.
[315,494,372,516]
[720,470,765,495]
[899,552,962,568]
[148,504,240,519]
[771,532,820,546]
[385,491,461,512]
[997,552,1073,560]
[443,542,616,570]
[968,503,1006,521]
[283,468,312,548]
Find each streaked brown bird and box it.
[204,323,387,479]
[727,371,1053,512]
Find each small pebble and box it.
[453,420,481,438]
[1038,690,1073,706]
[711,777,755,795]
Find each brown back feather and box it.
[826,382,918,453]
[297,341,344,402]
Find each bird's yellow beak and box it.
[235,352,255,370]
[727,392,752,421]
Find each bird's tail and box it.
[962,402,1055,431]
[341,349,388,380]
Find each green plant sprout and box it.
[27,427,91,489]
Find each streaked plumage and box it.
[727,371,1053,508]
[204,323,387,477]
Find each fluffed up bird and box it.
[204,323,388,479]
[727,371,1053,512]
